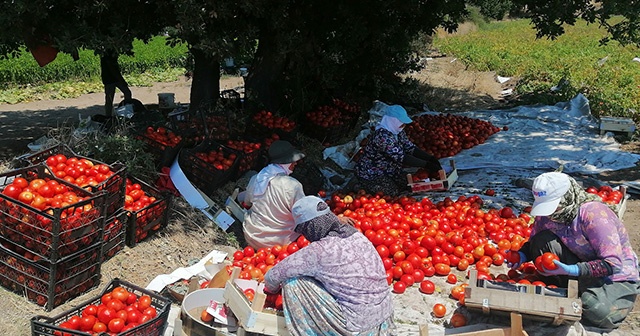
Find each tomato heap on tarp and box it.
[404,114,502,158]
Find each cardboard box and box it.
[464,270,582,325]
[407,160,458,193]
[223,268,289,336]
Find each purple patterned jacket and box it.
[264,232,393,332]
[355,128,415,181]
[531,202,639,282]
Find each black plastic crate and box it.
[0,164,107,262]
[300,118,351,145]
[246,111,297,142]
[221,137,266,179]
[171,111,232,142]
[102,210,127,262]
[31,278,171,335]
[125,176,173,248]
[136,126,184,168]
[19,144,127,216]
[178,140,239,197]
[0,241,101,311]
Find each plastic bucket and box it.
[158,93,175,109]
[180,288,237,335]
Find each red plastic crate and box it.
[125,176,172,248]
[0,241,101,311]
[0,165,107,261]
[20,144,127,217]
[102,210,127,262]
[31,278,171,335]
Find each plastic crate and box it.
[0,165,107,261]
[102,210,127,262]
[246,112,297,142]
[178,140,240,197]
[221,137,266,179]
[19,144,127,216]
[171,111,232,142]
[125,176,173,248]
[136,127,184,168]
[31,278,172,335]
[300,119,351,145]
[0,241,101,311]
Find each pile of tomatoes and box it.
[252,110,296,133]
[124,178,167,244]
[306,105,346,128]
[193,147,238,172]
[0,175,102,258]
[404,114,501,158]
[224,139,263,174]
[55,286,158,335]
[585,185,624,204]
[142,126,182,148]
[43,154,118,189]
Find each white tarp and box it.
[323,94,638,209]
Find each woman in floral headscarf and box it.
[264,196,395,336]
[510,172,639,330]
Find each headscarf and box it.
[376,115,405,135]
[549,176,615,223]
[294,201,357,242]
[252,163,292,196]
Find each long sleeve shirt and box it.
[530,202,639,282]
[355,128,415,181]
[243,175,305,249]
[264,232,393,332]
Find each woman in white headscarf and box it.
[242,140,306,249]
[355,104,442,196]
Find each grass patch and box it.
[433,19,640,123]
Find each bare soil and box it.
[0,59,638,336]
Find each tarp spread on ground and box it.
[323,95,638,207]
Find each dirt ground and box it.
[0,58,639,335]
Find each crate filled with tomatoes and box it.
[246,110,297,142]
[20,144,127,217]
[222,138,267,179]
[178,139,240,197]
[102,210,127,262]
[0,164,107,262]
[0,240,102,311]
[31,277,172,335]
[331,98,362,129]
[300,104,353,146]
[585,185,627,220]
[136,126,184,168]
[124,176,173,248]
[170,111,232,143]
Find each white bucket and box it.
[158,93,176,109]
[180,288,237,336]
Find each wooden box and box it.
[599,117,636,137]
[223,268,289,336]
[464,270,582,325]
[407,160,458,193]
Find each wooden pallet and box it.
[223,268,289,336]
[418,312,529,336]
[464,270,582,325]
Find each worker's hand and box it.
[538,260,579,277]
[506,250,527,270]
[338,216,356,226]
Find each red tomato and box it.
[138,295,152,310]
[392,281,406,294]
[432,303,447,318]
[446,274,457,284]
[541,252,559,270]
[79,315,96,331]
[92,321,107,333]
[82,304,98,317]
[108,318,125,333]
[419,280,435,294]
[97,307,116,324]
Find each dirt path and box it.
[0,62,638,335]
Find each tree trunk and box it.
[245,30,287,113]
[189,47,221,113]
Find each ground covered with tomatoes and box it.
[0,59,639,336]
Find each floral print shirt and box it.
[355,128,415,181]
[531,201,639,283]
[264,232,393,332]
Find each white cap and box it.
[292,196,331,225]
[530,172,570,216]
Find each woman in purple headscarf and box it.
[264,196,395,335]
